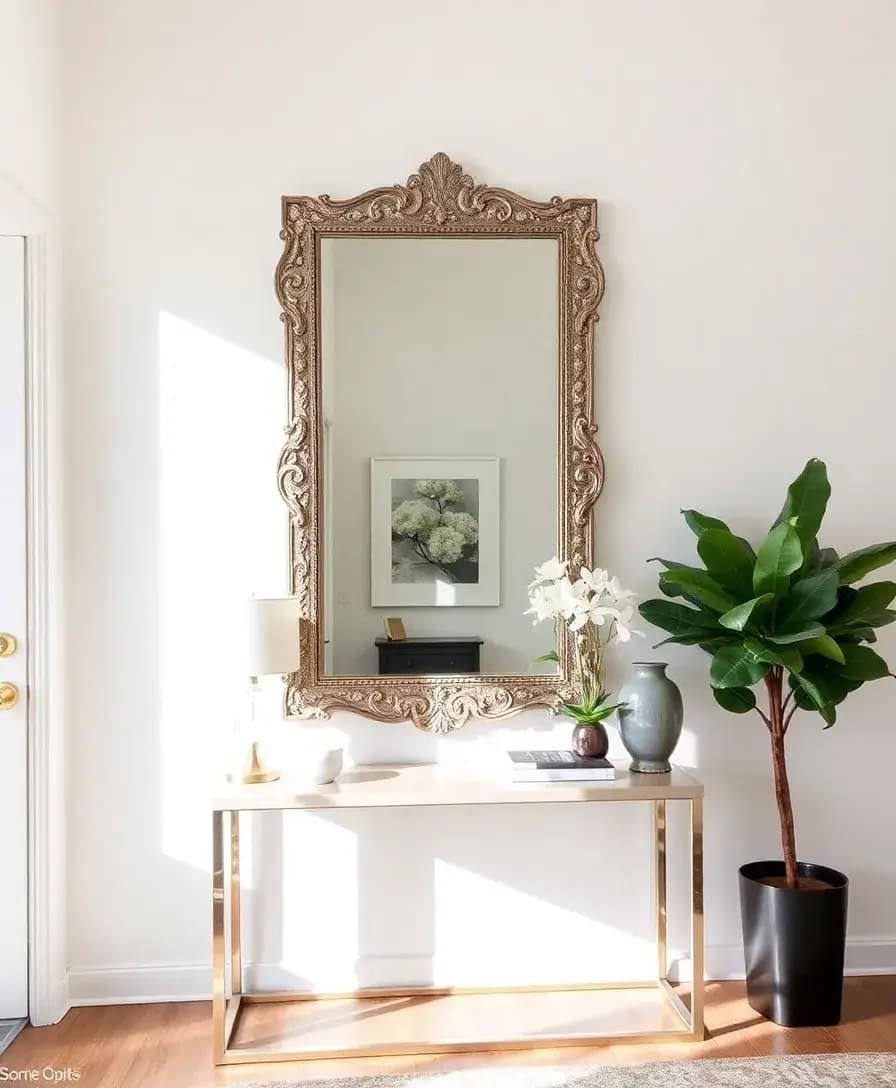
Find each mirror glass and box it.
[320,236,559,677]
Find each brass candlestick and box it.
[239,676,280,785]
[241,740,280,785]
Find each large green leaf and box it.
[837,644,893,682]
[710,645,771,689]
[836,627,878,644]
[836,542,896,585]
[792,663,862,707]
[766,622,826,645]
[655,633,734,650]
[639,599,724,638]
[843,609,896,631]
[659,568,737,614]
[805,545,840,573]
[754,522,803,597]
[654,564,713,594]
[696,637,737,656]
[791,677,838,727]
[775,569,840,628]
[816,547,841,569]
[743,637,803,673]
[718,593,774,632]
[827,582,896,627]
[647,556,687,570]
[697,529,756,599]
[774,459,830,551]
[713,686,757,713]
[799,635,845,664]
[682,509,731,537]
[790,671,827,711]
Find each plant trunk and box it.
[765,669,799,889]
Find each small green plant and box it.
[640,459,896,889]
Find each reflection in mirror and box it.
[320,237,559,678]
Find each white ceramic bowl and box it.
[298,747,343,785]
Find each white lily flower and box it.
[578,566,611,595]
[570,600,620,631]
[555,576,589,620]
[524,583,563,624]
[528,556,568,588]
[605,576,638,608]
[614,604,645,642]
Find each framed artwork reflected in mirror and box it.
[370,457,501,609]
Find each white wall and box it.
[0,0,58,213]
[324,237,557,676]
[62,0,896,1003]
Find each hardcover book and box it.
[506,750,615,782]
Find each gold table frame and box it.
[211,765,704,1065]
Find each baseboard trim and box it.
[68,939,896,1006]
[844,937,896,975]
[687,937,896,982]
[50,974,71,1023]
[68,963,211,1006]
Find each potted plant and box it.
[526,558,641,757]
[639,459,895,1027]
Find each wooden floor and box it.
[4,977,896,1088]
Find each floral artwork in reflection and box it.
[391,479,480,584]
[526,557,643,725]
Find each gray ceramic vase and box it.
[617,662,683,773]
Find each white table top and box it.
[213,762,702,812]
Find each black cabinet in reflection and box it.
[375,637,483,676]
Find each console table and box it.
[211,764,704,1065]
[375,636,484,675]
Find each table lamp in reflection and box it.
[243,595,300,784]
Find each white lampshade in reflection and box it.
[247,596,300,677]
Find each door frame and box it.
[1,180,67,1025]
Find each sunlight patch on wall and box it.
[435,578,457,606]
[158,310,284,872]
[433,859,655,986]
[278,813,360,986]
[675,727,698,767]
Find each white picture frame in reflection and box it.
[370,456,501,607]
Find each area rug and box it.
[235,1052,896,1087]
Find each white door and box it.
[0,236,28,1017]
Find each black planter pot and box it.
[739,860,848,1027]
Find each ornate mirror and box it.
[276,153,604,732]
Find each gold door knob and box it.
[0,683,19,710]
[0,634,16,657]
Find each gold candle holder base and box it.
[241,741,280,785]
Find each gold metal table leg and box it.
[230,811,242,996]
[654,799,667,982]
[690,796,705,1040]
[212,809,226,1064]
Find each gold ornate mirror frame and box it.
[275,153,604,733]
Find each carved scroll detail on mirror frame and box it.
[276,153,605,734]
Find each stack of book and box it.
[506,750,616,783]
